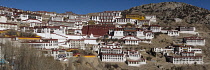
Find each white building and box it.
[174,45,202,54]
[66,34,98,50]
[99,47,146,66]
[0,22,18,30]
[127,59,146,66]
[113,28,124,37]
[68,15,76,19]
[20,14,42,21]
[178,26,197,34]
[150,25,161,32]
[154,45,202,55]
[169,55,203,64]
[21,19,45,27]
[100,48,125,62]
[184,37,205,46]
[136,30,144,37]
[43,49,73,61]
[90,16,99,22]
[121,36,152,45]
[124,50,146,66]
[121,36,141,45]
[153,47,174,56]
[179,26,195,31]
[21,39,59,49]
[74,21,84,29]
[145,15,156,22]
[0,15,7,23]
[75,15,90,22]
[111,28,154,40]
[136,20,150,26]
[92,42,122,52]
[51,16,64,21]
[66,39,85,49]
[115,18,134,24]
[167,30,179,36]
[48,21,75,28]
[101,53,125,62]
[174,18,182,22]
[143,31,154,39]
[22,19,42,23]
[45,12,57,17]
[0,10,13,15]
[153,45,203,64]
[98,11,121,24]
[33,26,67,34]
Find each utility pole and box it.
[155,52,157,66]
[1,38,3,70]
[1,43,2,68]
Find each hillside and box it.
[122,2,210,24]
[1,2,210,70]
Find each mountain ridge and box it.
[122,2,210,24]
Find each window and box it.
[67,53,69,56]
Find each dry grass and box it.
[152,34,173,47]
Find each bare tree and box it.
[14,44,64,70]
[0,40,64,70]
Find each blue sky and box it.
[0,0,209,14]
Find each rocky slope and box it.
[120,2,210,70]
[122,2,210,24]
